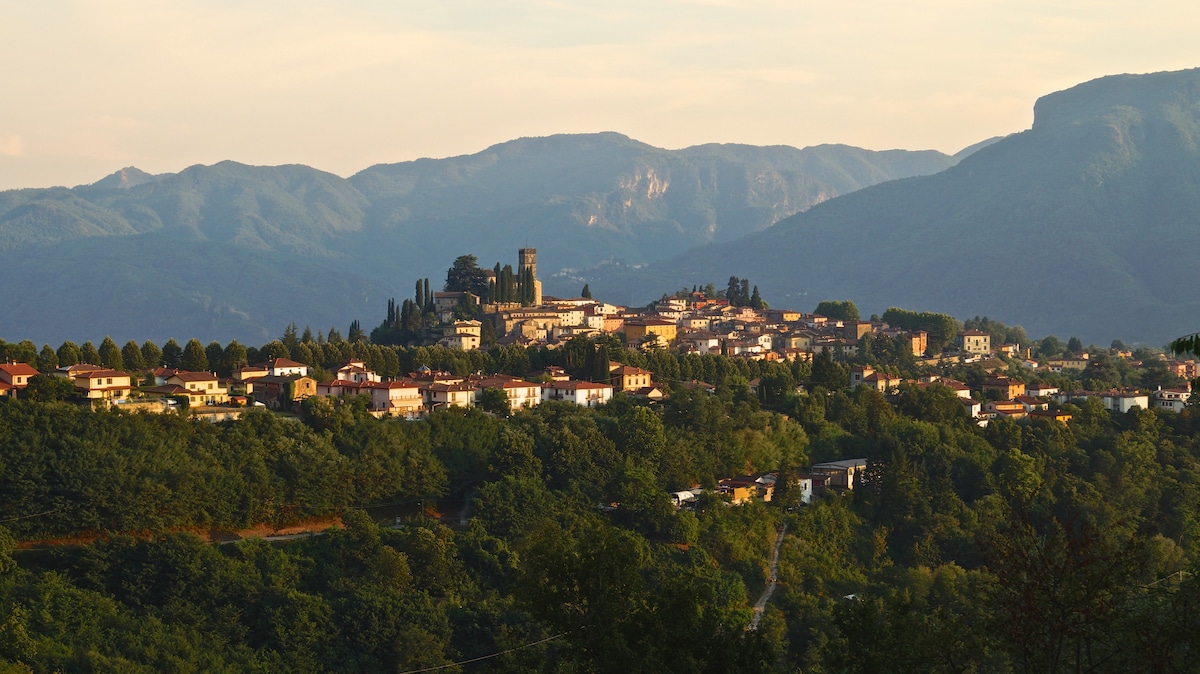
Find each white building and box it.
[541,380,614,408]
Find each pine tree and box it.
[181,339,209,372]
[37,344,59,372]
[57,341,81,367]
[582,283,592,299]
[122,341,146,372]
[750,286,764,310]
[141,340,163,368]
[80,341,101,365]
[161,339,183,368]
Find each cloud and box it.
[0,134,22,157]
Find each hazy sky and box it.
[1,0,1196,190]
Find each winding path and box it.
[748,522,787,630]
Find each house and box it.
[247,375,315,409]
[53,363,106,380]
[335,359,381,383]
[254,358,309,378]
[960,398,983,418]
[1014,395,1048,412]
[73,369,134,402]
[958,329,991,354]
[438,320,482,351]
[810,458,869,491]
[850,366,876,388]
[631,385,668,401]
[610,364,653,392]
[1100,391,1149,413]
[421,382,476,410]
[678,331,722,355]
[232,365,270,382]
[1153,388,1192,413]
[369,380,425,418]
[1165,359,1199,380]
[985,400,1027,419]
[623,318,678,348]
[1046,355,1089,372]
[1029,409,1073,424]
[792,474,827,504]
[164,371,230,406]
[0,362,39,390]
[472,376,542,411]
[860,371,901,393]
[434,291,481,323]
[541,380,614,407]
[718,476,759,504]
[1026,383,1059,398]
[982,376,1026,400]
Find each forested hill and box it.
[0,134,961,344]
[595,68,1200,345]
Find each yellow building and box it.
[623,318,677,347]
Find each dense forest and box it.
[2,333,1200,672]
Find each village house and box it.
[369,380,425,418]
[421,381,476,410]
[472,375,542,412]
[678,331,722,355]
[437,320,482,351]
[0,361,39,393]
[255,357,309,378]
[1029,409,1073,424]
[960,398,983,418]
[1100,390,1150,413]
[335,359,381,383]
[985,400,1027,419]
[1026,383,1060,398]
[1165,359,1199,380]
[434,291,481,323]
[1046,354,1089,372]
[810,458,869,491]
[860,370,902,393]
[1153,388,1192,413]
[163,371,230,406]
[623,317,678,348]
[982,375,1026,399]
[73,369,134,403]
[247,374,315,409]
[541,380,614,407]
[610,364,653,393]
[958,329,991,354]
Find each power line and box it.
[396,632,568,674]
[0,507,63,523]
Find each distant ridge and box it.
[0,134,965,343]
[599,68,1200,344]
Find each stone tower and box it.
[518,248,542,306]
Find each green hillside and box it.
[601,69,1200,345]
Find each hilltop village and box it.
[2,249,1191,426]
[1,248,1194,509]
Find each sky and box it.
[1,0,1197,190]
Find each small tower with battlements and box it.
[518,248,543,306]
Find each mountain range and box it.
[588,68,1200,345]
[0,135,968,345]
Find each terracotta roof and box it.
[75,369,130,380]
[0,362,40,376]
[545,381,613,391]
[167,371,218,382]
